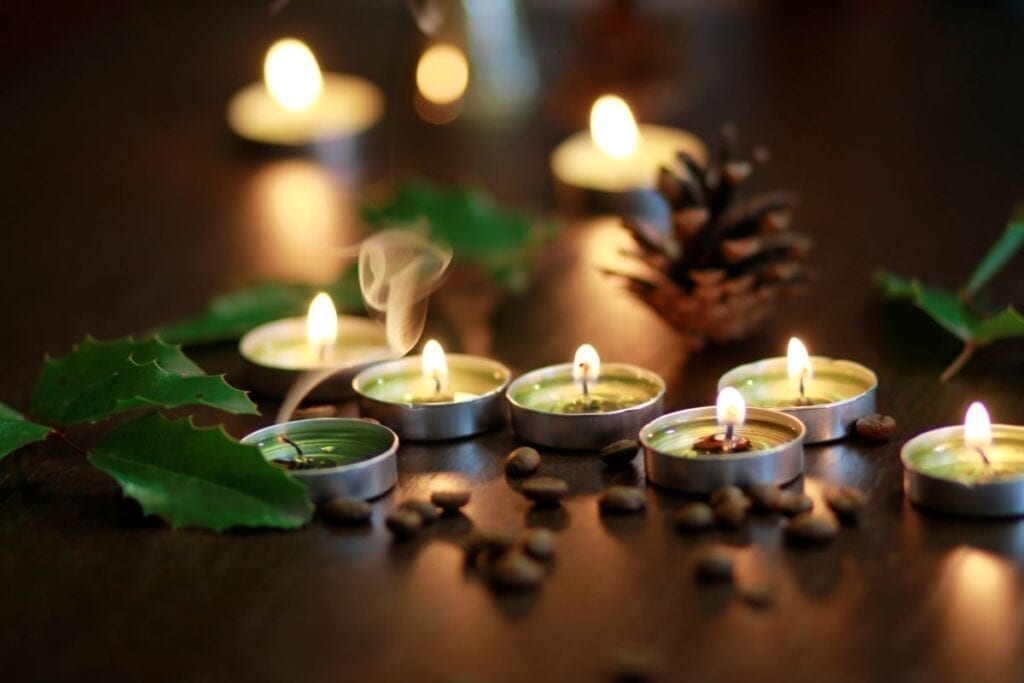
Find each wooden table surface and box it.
[3,2,1024,681]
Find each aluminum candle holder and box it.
[352,354,511,441]
[718,356,877,444]
[642,406,805,494]
[506,362,665,450]
[902,423,1024,518]
[242,418,398,503]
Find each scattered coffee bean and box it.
[747,483,782,512]
[710,485,745,507]
[292,404,339,420]
[785,513,839,546]
[521,476,569,505]
[609,644,661,682]
[463,529,517,561]
[320,497,372,525]
[738,584,775,609]
[489,551,545,591]
[521,528,556,560]
[505,446,541,477]
[431,489,471,514]
[674,503,714,532]
[776,491,813,517]
[855,414,896,441]
[825,486,866,522]
[399,499,440,524]
[695,545,734,582]
[713,498,749,528]
[599,486,647,514]
[385,509,422,539]
[600,439,640,468]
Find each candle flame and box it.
[416,43,469,105]
[572,344,601,385]
[786,337,813,384]
[589,95,639,160]
[964,401,993,449]
[264,38,323,111]
[306,292,338,355]
[422,339,449,393]
[716,387,746,428]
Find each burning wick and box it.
[306,292,339,364]
[277,435,308,465]
[787,337,813,406]
[573,344,600,400]
[694,387,752,454]
[964,401,994,472]
[422,339,449,397]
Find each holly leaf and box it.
[31,336,258,425]
[961,211,1024,299]
[0,402,51,460]
[89,413,312,531]
[158,270,363,346]
[361,181,555,293]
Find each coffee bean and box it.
[738,584,775,608]
[776,491,813,516]
[489,551,545,590]
[674,503,714,532]
[521,528,556,560]
[463,529,517,561]
[747,483,782,512]
[855,414,896,441]
[785,513,839,545]
[825,486,866,522]
[321,497,372,525]
[505,446,541,477]
[600,439,640,468]
[695,545,734,582]
[521,476,569,505]
[431,489,471,514]
[710,485,745,507]
[609,644,661,682]
[714,498,749,528]
[385,509,422,539]
[599,486,647,514]
[399,499,440,524]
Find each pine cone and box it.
[615,127,811,350]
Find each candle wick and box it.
[434,373,442,395]
[799,371,806,400]
[318,343,331,363]
[724,423,734,452]
[278,435,306,463]
[976,446,992,468]
[579,363,590,398]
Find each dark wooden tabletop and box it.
[4,2,1024,681]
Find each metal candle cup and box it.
[352,354,511,441]
[239,315,396,401]
[642,406,805,494]
[242,418,398,503]
[718,356,877,444]
[506,362,665,450]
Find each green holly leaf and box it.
[361,181,555,293]
[158,270,363,346]
[89,413,312,531]
[31,336,258,425]
[961,212,1024,299]
[0,402,51,460]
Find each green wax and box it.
[905,436,1024,483]
[252,420,393,470]
[730,370,871,408]
[645,415,796,459]
[359,366,503,405]
[510,372,659,414]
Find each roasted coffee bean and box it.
[710,485,745,507]
[321,497,372,525]
[505,446,541,477]
[714,498,749,528]
[825,486,866,522]
[776,491,813,516]
[609,644,661,682]
[855,414,896,441]
[674,503,714,532]
[738,584,775,609]
[463,529,517,560]
[785,513,839,545]
[521,528,556,560]
[431,489,471,513]
[600,439,640,468]
[521,476,569,505]
[489,551,545,590]
[399,499,440,524]
[385,509,422,539]
[599,486,647,513]
[747,483,782,512]
[695,546,734,582]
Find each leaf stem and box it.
[51,429,88,455]
[940,341,977,383]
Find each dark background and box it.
[3,2,1024,681]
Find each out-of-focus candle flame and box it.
[787,337,813,388]
[716,387,746,428]
[572,344,601,385]
[422,339,449,394]
[964,402,993,449]
[416,44,469,105]
[306,292,338,358]
[264,38,324,111]
[590,95,640,160]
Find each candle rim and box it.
[506,361,665,416]
[640,405,805,461]
[718,355,877,410]
[901,423,1024,485]
[352,353,512,407]
[241,417,399,475]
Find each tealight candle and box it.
[239,292,397,400]
[550,94,706,207]
[902,402,1024,517]
[242,418,399,502]
[352,340,511,441]
[227,38,384,148]
[506,344,665,450]
[642,389,805,494]
[717,337,877,444]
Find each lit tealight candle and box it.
[690,388,753,454]
[902,402,1024,517]
[786,337,814,405]
[306,291,339,362]
[227,37,384,147]
[422,339,450,397]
